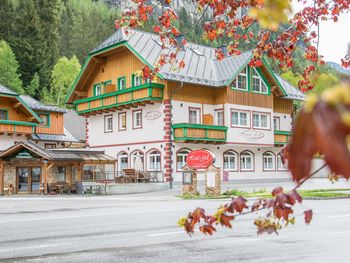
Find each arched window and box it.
[240,151,254,171]
[147,149,161,171]
[263,152,275,171]
[176,148,191,171]
[223,150,238,171]
[277,153,288,171]
[130,150,144,171]
[117,151,128,172]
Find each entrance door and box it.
[17,167,42,193]
[17,168,29,193]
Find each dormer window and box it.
[252,68,268,94]
[232,67,248,91]
[39,113,50,127]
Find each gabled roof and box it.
[20,95,66,113]
[0,84,42,123]
[31,127,79,143]
[67,29,305,102]
[64,109,86,142]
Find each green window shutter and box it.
[132,74,135,87]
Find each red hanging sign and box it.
[186,150,214,170]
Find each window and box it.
[104,115,113,132]
[131,151,144,171]
[223,151,238,171]
[94,83,103,96]
[252,68,268,94]
[82,165,105,181]
[231,110,250,127]
[253,112,270,129]
[118,152,128,171]
[177,149,191,171]
[45,143,56,149]
[215,109,224,125]
[263,152,275,171]
[277,154,288,170]
[240,151,254,171]
[118,112,126,131]
[132,74,142,86]
[133,110,142,129]
[56,166,66,182]
[72,166,79,183]
[273,117,280,131]
[148,150,161,171]
[0,109,7,120]
[145,78,151,84]
[39,113,50,127]
[103,80,112,86]
[232,66,248,91]
[118,76,126,90]
[189,108,200,124]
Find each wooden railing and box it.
[74,83,164,115]
[172,123,227,143]
[0,120,35,135]
[274,130,292,145]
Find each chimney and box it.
[217,45,228,57]
[175,34,185,49]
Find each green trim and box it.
[132,74,142,87]
[230,66,250,92]
[225,54,254,86]
[37,112,50,128]
[261,57,287,96]
[103,80,112,86]
[274,130,292,135]
[74,83,164,104]
[173,137,227,142]
[172,123,228,131]
[251,67,271,95]
[0,119,38,127]
[0,108,8,120]
[14,96,42,123]
[118,76,126,90]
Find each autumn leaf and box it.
[226,196,248,214]
[272,186,283,197]
[289,190,302,205]
[179,60,185,68]
[199,224,216,235]
[304,209,313,224]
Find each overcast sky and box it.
[292,1,350,64]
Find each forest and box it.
[0,0,341,106]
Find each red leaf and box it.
[304,209,313,224]
[179,60,185,68]
[289,190,303,205]
[272,186,283,197]
[199,224,216,235]
[226,196,248,214]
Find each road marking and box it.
[0,242,72,253]
[329,214,350,218]
[148,231,187,237]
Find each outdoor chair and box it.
[122,169,137,183]
[138,172,150,183]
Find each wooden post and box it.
[67,165,72,185]
[0,161,4,195]
[77,163,83,182]
[43,162,48,194]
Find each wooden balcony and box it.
[172,123,227,144]
[74,83,164,115]
[274,130,292,146]
[0,120,36,135]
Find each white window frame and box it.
[263,152,275,171]
[95,84,102,96]
[133,110,142,129]
[177,149,191,171]
[215,109,224,126]
[273,117,280,131]
[252,68,268,94]
[240,151,254,171]
[130,151,144,171]
[189,108,201,124]
[104,115,113,133]
[133,75,142,86]
[252,112,270,129]
[223,151,238,171]
[119,78,126,90]
[232,66,248,91]
[118,112,126,131]
[147,150,161,171]
[118,152,129,172]
[231,110,250,128]
[277,154,288,171]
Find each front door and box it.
[17,167,42,193]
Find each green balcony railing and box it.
[274,130,292,145]
[0,119,36,134]
[172,123,228,143]
[74,83,164,115]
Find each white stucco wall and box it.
[273,112,292,131]
[0,135,27,151]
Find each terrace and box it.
[0,120,36,135]
[274,130,292,146]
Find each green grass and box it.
[177,188,350,200]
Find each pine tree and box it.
[26,73,40,97]
[0,0,14,42]
[59,1,75,58]
[0,40,24,94]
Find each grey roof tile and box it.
[20,95,66,113]
[0,83,18,95]
[90,29,305,100]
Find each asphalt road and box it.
[0,188,350,262]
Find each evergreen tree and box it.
[59,1,75,58]
[0,40,24,94]
[26,73,40,97]
[0,0,15,42]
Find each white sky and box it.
[292,1,350,63]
